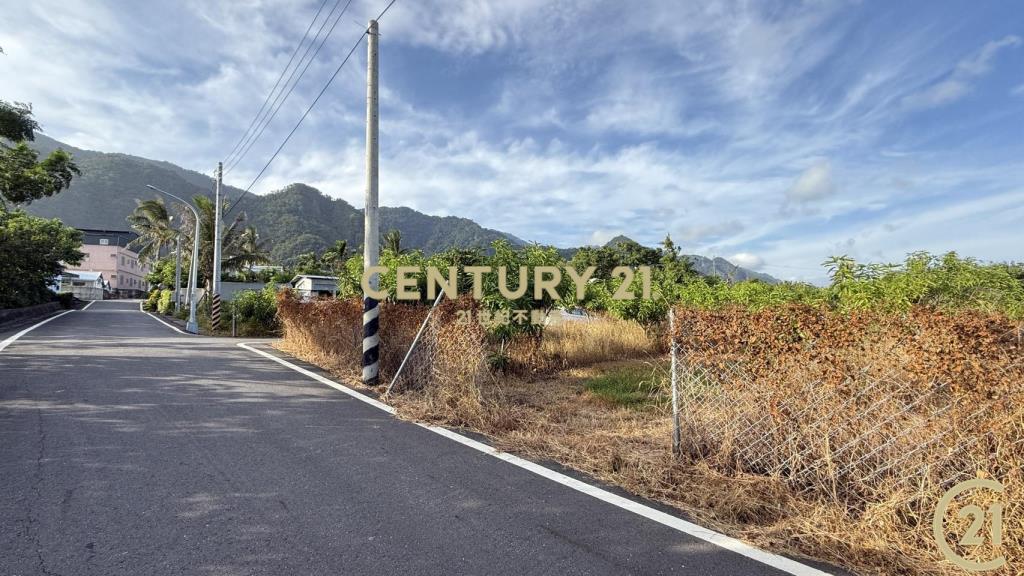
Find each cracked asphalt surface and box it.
[1,299,810,575]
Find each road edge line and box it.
[236,341,833,576]
[0,310,75,353]
[139,301,190,335]
[81,300,95,310]
[237,342,395,413]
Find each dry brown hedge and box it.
[276,291,488,397]
[669,304,1023,574]
[671,304,1023,398]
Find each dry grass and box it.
[504,315,664,374]
[275,296,1022,575]
[393,360,1023,575]
[538,316,661,368]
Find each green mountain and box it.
[23,136,776,282]
[24,135,525,264]
[605,235,778,283]
[560,235,779,283]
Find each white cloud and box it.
[954,35,1021,76]
[904,35,1021,109]
[730,252,764,270]
[2,0,1022,279]
[786,160,836,203]
[587,230,622,246]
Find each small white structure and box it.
[290,275,338,299]
[64,271,106,301]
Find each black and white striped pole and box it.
[362,19,380,385]
[211,161,223,331]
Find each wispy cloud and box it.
[2,0,1022,284]
[785,160,836,204]
[903,34,1021,109]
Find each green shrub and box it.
[157,289,174,314]
[660,252,1024,320]
[143,290,160,311]
[56,292,75,309]
[228,285,280,336]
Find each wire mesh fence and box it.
[667,305,1021,505]
[384,298,490,398]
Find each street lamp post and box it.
[147,185,200,334]
[169,215,182,313]
[174,231,182,312]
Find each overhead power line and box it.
[222,0,332,168]
[225,0,400,218]
[226,30,365,217]
[224,0,355,176]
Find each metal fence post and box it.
[384,291,444,396]
[669,307,681,457]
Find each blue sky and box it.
[2,0,1022,282]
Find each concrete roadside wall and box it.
[220,282,286,301]
[0,302,63,327]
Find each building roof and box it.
[290,274,338,286]
[78,229,139,248]
[68,271,105,282]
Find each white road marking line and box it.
[238,343,395,413]
[81,300,95,310]
[0,311,75,353]
[138,302,190,335]
[236,342,832,576]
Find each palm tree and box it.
[322,239,348,272]
[172,195,270,288]
[127,198,177,263]
[223,226,271,273]
[383,229,403,255]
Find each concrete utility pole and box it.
[362,19,380,386]
[211,162,223,331]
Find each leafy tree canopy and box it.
[0,100,79,206]
[0,209,83,308]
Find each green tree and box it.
[222,225,270,277]
[0,101,80,206]
[658,234,696,284]
[0,210,83,308]
[145,257,177,289]
[321,239,349,272]
[140,194,274,289]
[127,198,177,263]
[294,252,325,275]
[570,237,661,279]
[382,229,403,255]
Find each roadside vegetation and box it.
[0,100,83,309]
[274,238,1023,576]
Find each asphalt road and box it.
[0,300,827,575]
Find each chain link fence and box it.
[667,307,1020,505]
[384,298,490,400]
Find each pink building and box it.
[67,229,151,298]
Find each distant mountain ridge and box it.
[23,135,776,282]
[562,235,779,283]
[24,135,524,264]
